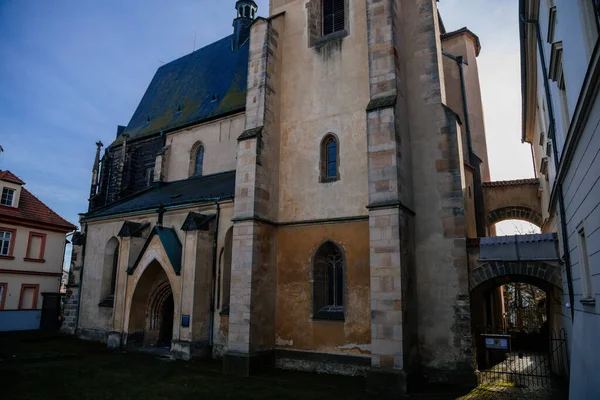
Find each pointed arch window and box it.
[189,142,205,178]
[99,237,119,307]
[313,241,345,320]
[320,134,339,182]
[110,245,119,295]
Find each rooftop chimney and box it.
[232,0,257,51]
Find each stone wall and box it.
[400,0,474,383]
[225,14,285,375]
[275,220,370,357]
[62,232,84,334]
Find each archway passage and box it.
[127,260,175,349]
[470,261,562,293]
[470,261,567,387]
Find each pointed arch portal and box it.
[127,260,175,348]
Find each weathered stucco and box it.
[273,0,370,222]
[164,113,244,181]
[276,220,371,356]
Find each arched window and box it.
[320,134,339,182]
[313,241,344,320]
[189,142,205,177]
[100,237,119,307]
[110,244,119,295]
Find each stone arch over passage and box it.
[470,261,562,293]
[482,179,543,229]
[487,206,543,228]
[127,260,175,348]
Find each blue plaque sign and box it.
[182,315,190,327]
[481,334,511,350]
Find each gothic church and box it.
[64,0,491,393]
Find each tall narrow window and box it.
[320,134,339,182]
[577,225,594,301]
[0,230,13,257]
[110,245,119,295]
[99,237,119,307]
[549,41,568,148]
[323,0,345,36]
[313,241,344,320]
[189,142,205,178]
[1,188,14,206]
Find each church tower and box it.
[232,0,257,51]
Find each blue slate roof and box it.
[114,34,249,145]
[85,170,236,220]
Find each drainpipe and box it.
[74,222,88,332]
[442,50,486,237]
[520,15,575,319]
[209,202,221,347]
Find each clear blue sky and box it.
[0,0,531,249]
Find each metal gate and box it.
[478,329,569,392]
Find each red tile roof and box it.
[0,170,25,185]
[0,187,77,231]
[482,178,539,188]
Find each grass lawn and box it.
[0,332,380,400]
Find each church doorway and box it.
[158,293,174,347]
[127,260,176,349]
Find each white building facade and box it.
[520,0,600,397]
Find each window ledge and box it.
[580,298,596,307]
[24,258,45,263]
[314,30,348,47]
[313,308,344,321]
[320,177,340,184]
[98,295,115,308]
[0,255,15,260]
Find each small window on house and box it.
[19,284,39,310]
[323,0,345,36]
[313,241,345,320]
[25,232,46,262]
[577,224,594,301]
[1,188,15,206]
[320,134,339,182]
[0,230,12,256]
[549,41,569,146]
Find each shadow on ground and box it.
[0,332,563,400]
